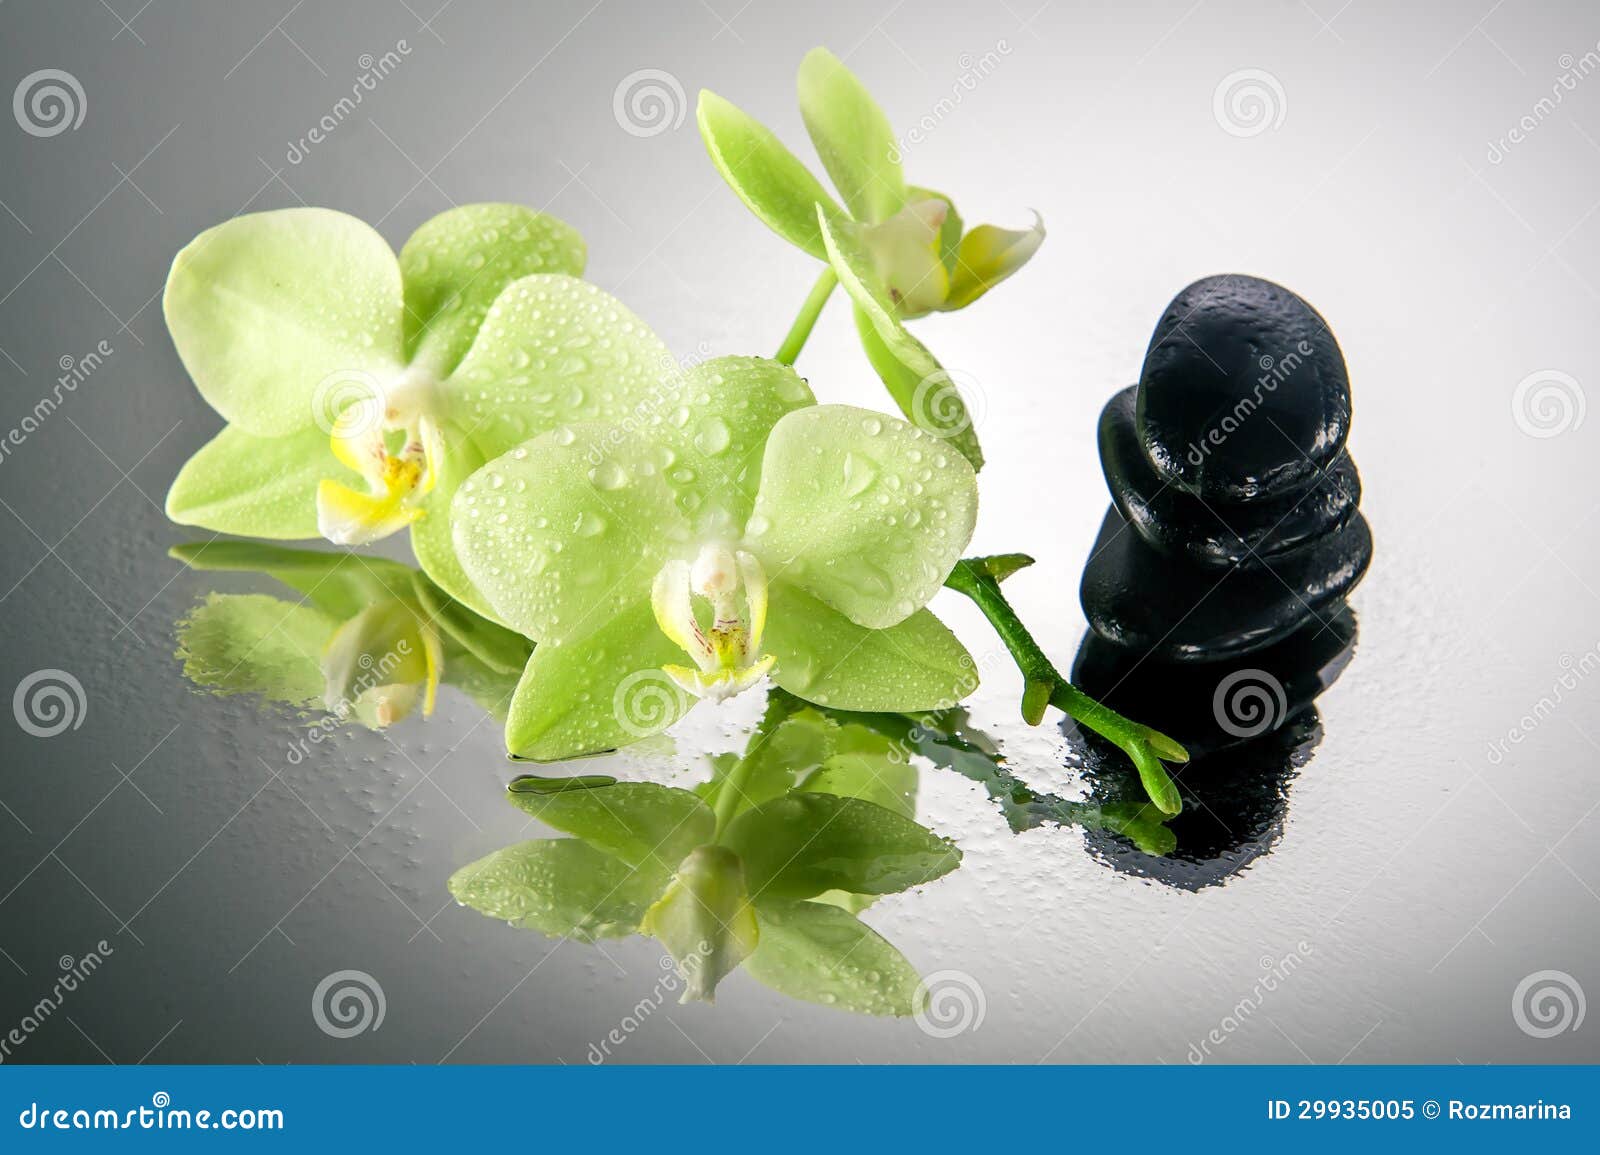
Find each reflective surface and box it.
[3,0,1598,1063]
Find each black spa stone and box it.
[1070,604,1358,758]
[1079,503,1372,662]
[1099,384,1361,568]
[1136,274,1351,501]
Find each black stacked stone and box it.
[1080,274,1372,663]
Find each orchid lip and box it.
[316,367,446,546]
[652,543,773,703]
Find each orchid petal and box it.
[861,198,950,317]
[440,275,676,460]
[165,424,332,539]
[503,599,691,761]
[745,897,924,1017]
[448,839,660,942]
[656,356,815,537]
[315,477,423,546]
[817,208,983,467]
[697,89,844,260]
[642,845,760,1004]
[505,779,713,876]
[453,424,688,646]
[747,405,978,629]
[762,581,977,711]
[941,212,1046,311]
[163,208,405,437]
[400,203,586,378]
[175,593,334,707]
[908,185,963,278]
[796,47,906,224]
[407,428,498,621]
[651,559,711,668]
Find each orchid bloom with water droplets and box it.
[162,204,699,620]
[696,47,1046,468]
[451,351,981,761]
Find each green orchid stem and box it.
[943,558,1189,815]
[711,690,803,838]
[774,267,838,365]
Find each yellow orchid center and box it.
[315,369,446,546]
[651,544,775,703]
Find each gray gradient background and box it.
[1,0,1597,1063]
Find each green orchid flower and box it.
[170,541,530,728]
[449,696,961,1012]
[698,46,1046,468]
[448,345,981,761]
[163,203,679,618]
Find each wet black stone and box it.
[1070,604,1358,758]
[1136,274,1351,501]
[1078,503,1372,662]
[1068,609,1359,890]
[1079,707,1322,891]
[1099,384,1361,568]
